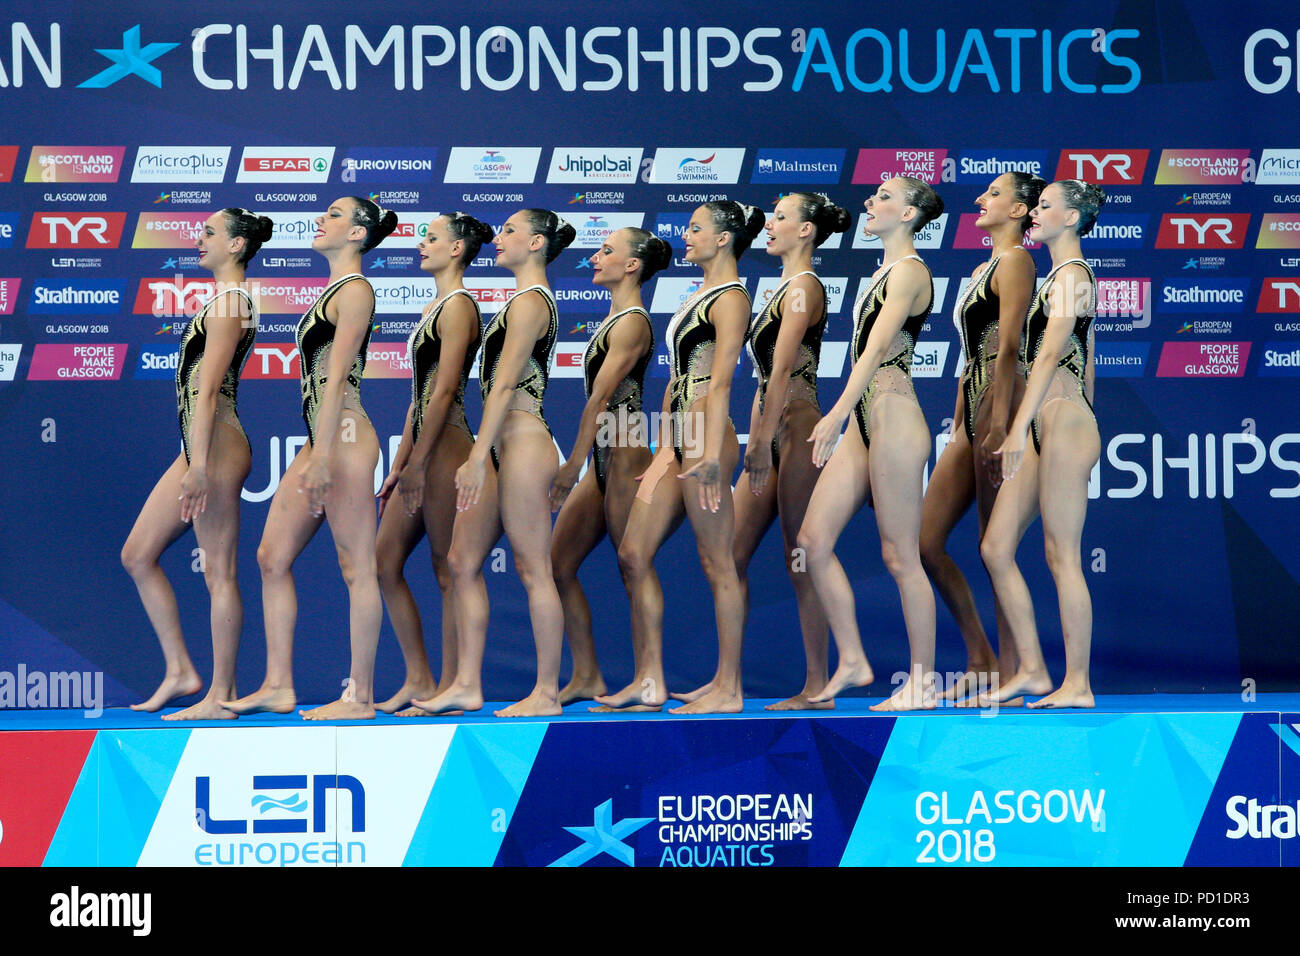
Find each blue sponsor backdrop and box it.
[0,0,1297,707]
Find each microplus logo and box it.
[131,146,230,183]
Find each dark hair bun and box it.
[255,215,274,243]
[553,219,577,260]
[524,208,575,263]
[1056,180,1107,237]
[222,207,273,264]
[741,204,765,240]
[705,200,764,259]
[623,228,672,284]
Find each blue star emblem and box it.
[575,256,592,270]
[372,258,386,269]
[1182,258,1198,270]
[549,799,653,867]
[78,25,178,89]
[162,257,178,269]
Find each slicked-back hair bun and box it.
[524,208,576,263]
[222,208,274,264]
[1005,172,1047,234]
[443,211,494,265]
[1055,179,1107,237]
[351,196,398,253]
[790,192,851,246]
[622,227,672,284]
[705,200,766,259]
[895,176,944,235]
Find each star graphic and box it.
[575,256,592,270]
[549,799,653,867]
[567,193,585,205]
[1182,258,1199,270]
[78,25,178,89]
[162,257,178,269]
[372,258,387,269]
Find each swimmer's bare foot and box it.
[413,685,483,715]
[494,689,562,718]
[977,667,1052,705]
[869,676,937,712]
[163,694,238,721]
[376,679,439,714]
[1027,682,1094,709]
[669,680,714,704]
[808,659,874,702]
[588,703,662,713]
[765,688,835,711]
[593,676,666,709]
[669,685,743,715]
[301,699,376,721]
[131,669,203,712]
[939,666,996,703]
[395,705,464,717]
[559,674,608,705]
[221,685,296,714]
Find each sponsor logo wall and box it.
[0,0,1296,708]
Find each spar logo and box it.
[1154,214,1250,249]
[194,774,366,866]
[26,213,127,249]
[851,148,946,185]
[132,212,209,248]
[547,148,642,184]
[131,146,230,184]
[649,148,745,184]
[24,146,126,182]
[1257,277,1300,312]
[1256,213,1300,249]
[1053,149,1149,185]
[1154,149,1251,185]
[236,147,334,182]
[387,211,441,241]
[550,342,587,378]
[1225,796,1300,838]
[1155,341,1250,377]
[444,147,542,183]
[751,148,845,184]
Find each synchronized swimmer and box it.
[127,180,1106,718]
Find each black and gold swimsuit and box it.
[1022,258,1096,455]
[408,288,482,443]
[746,270,825,469]
[583,306,653,493]
[175,287,257,464]
[667,280,749,463]
[955,254,1030,443]
[849,255,933,449]
[478,284,559,466]
[296,273,373,446]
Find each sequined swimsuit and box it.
[296,274,373,446]
[850,256,933,449]
[667,281,749,463]
[955,255,1029,443]
[408,288,482,443]
[478,285,559,466]
[583,306,653,493]
[746,271,825,469]
[176,287,258,464]
[1022,258,1097,455]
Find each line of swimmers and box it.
[121,173,1106,720]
